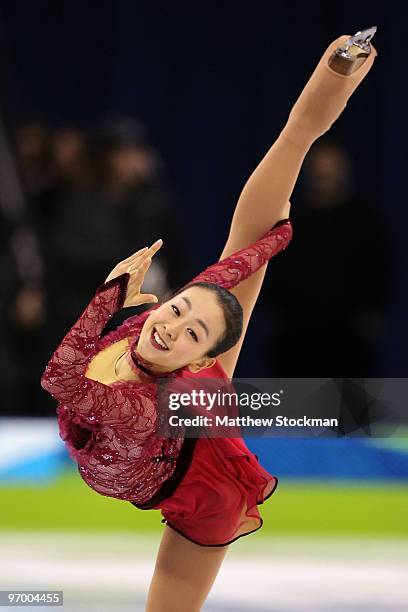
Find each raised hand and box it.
[105,239,163,307]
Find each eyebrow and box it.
[181,296,209,337]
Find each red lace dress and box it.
[41,219,292,546]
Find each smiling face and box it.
[135,286,226,373]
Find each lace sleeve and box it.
[40,272,156,431]
[188,218,293,290]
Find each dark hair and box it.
[165,282,243,358]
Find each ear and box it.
[187,356,216,373]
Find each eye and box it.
[171,304,180,316]
[187,328,198,342]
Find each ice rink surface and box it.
[1,532,408,611]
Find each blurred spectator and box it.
[39,115,188,358]
[51,126,90,189]
[0,116,47,416]
[2,114,188,416]
[15,122,90,234]
[259,138,395,378]
[88,116,188,290]
[14,119,54,200]
[0,212,20,412]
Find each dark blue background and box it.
[1,3,406,374]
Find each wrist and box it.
[97,272,130,310]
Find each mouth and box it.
[150,327,169,351]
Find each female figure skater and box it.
[41,32,377,611]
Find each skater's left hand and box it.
[105,239,163,307]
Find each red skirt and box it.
[152,361,278,547]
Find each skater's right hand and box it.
[105,239,163,307]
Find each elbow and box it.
[40,374,51,395]
[280,221,293,249]
[40,368,55,397]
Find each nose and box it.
[163,321,182,340]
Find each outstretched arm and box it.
[189,219,293,290]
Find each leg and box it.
[226,35,377,246]
[145,525,229,612]
[217,35,377,376]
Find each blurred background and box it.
[1,3,407,611]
